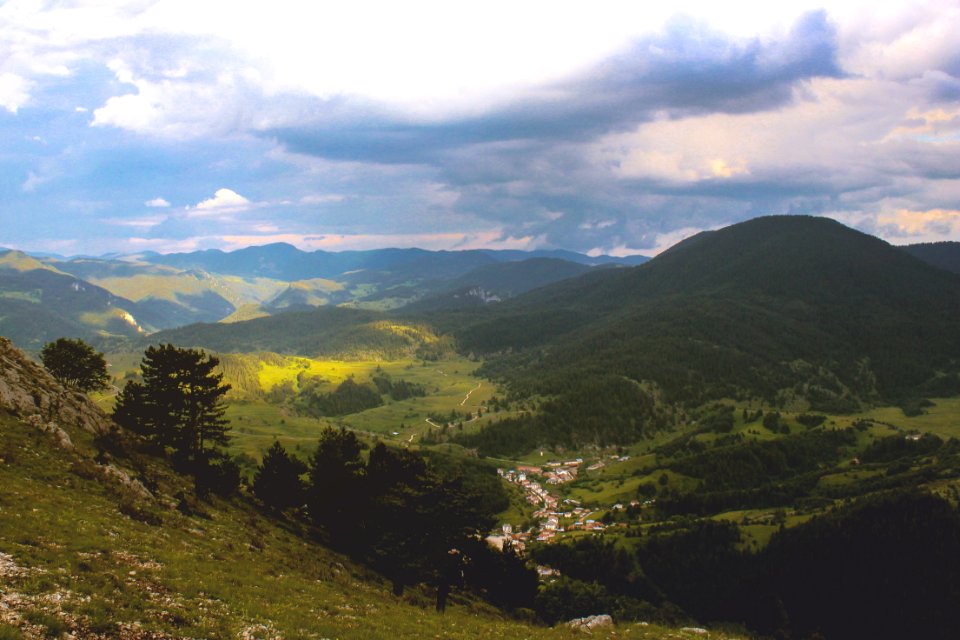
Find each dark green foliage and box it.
[531,537,658,602]
[112,344,231,462]
[898,397,935,416]
[452,216,960,412]
[459,538,539,611]
[702,405,735,433]
[533,577,651,626]
[796,413,826,427]
[535,491,960,639]
[638,521,747,623]
[306,427,365,545]
[454,375,663,456]
[39,337,109,392]
[672,429,856,491]
[194,454,242,497]
[297,378,382,417]
[252,441,307,510]
[762,411,782,432]
[371,372,427,401]
[659,429,858,514]
[901,241,960,275]
[757,491,960,640]
[303,436,510,609]
[860,434,943,463]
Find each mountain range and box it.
[0,244,645,351]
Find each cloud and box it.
[0,73,30,113]
[145,197,170,208]
[21,171,47,192]
[1,2,958,256]
[102,215,166,229]
[218,230,540,253]
[876,208,960,240]
[300,194,345,205]
[193,188,250,211]
[269,11,841,166]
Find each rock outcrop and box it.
[0,336,114,436]
[567,614,614,632]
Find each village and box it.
[490,456,638,553]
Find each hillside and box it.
[0,337,743,640]
[902,241,960,275]
[0,252,145,351]
[140,306,450,360]
[451,216,960,410]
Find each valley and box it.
[4,216,960,638]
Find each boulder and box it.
[567,614,614,632]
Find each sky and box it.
[0,0,958,257]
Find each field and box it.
[102,350,499,461]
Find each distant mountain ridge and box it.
[0,245,640,349]
[901,241,960,275]
[140,242,646,280]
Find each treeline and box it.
[653,428,858,516]
[529,490,960,638]
[251,429,537,612]
[290,373,427,417]
[371,371,427,400]
[295,377,383,417]
[453,375,667,456]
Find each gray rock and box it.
[567,614,614,632]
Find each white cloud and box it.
[145,197,171,208]
[102,215,166,228]
[21,171,47,192]
[300,194,345,205]
[0,72,30,113]
[194,188,250,211]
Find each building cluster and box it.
[498,460,609,544]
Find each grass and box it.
[227,355,498,457]
[857,397,960,439]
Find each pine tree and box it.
[112,344,231,461]
[252,441,307,510]
[306,427,365,546]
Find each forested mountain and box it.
[902,241,960,275]
[449,216,960,409]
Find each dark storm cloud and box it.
[268,11,841,166]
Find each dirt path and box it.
[460,382,481,407]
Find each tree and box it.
[112,344,231,462]
[306,427,366,546]
[252,440,307,510]
[40,338,109,392]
